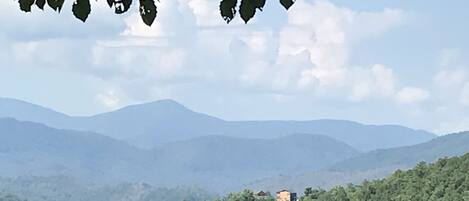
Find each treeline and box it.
[216,189,275,201]
[0,193,25,201]
[221,153,469,201]
[301,153,469,201]
[0,178,213,201]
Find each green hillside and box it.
[330,132,469,172]
[0,176,213,201]
[247,132,469,193]
[0,193,25,201]
[300,153,469,201]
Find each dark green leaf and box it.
[239,0,256,23]
[107,0,113,7]
[35,0,46,10]
[47,0,65,12]
[256,0,265,11]
[219,0,237,24]
[280,0,294,10]
[139,0,157,26]
[72,0,91,22]
[107,0,132,14]
[18,0,35,12]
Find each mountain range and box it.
[1,97,467,194]
[0,97,435,151]
[247,131,469,193]
[0,118,357,192]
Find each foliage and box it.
[0,176,214,201]
[216,189,275,201]
[16,0,295,26]
[0,193,26,201]
[300,153,469,201]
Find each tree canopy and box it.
[216,189,275,201]
[300,153,469,201]
[220,153,469,201]
[16,0,295,26]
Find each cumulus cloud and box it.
[434,69,467,87]
[348,64,396,101]
[96,90,124,109]
[429,48,469,134]
[460,82,469,106]
[84,0,411,102]
[395,87,430,104]
[2,0,429,115]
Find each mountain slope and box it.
[218,120,434,152]
[77,99,225,141]
[0,176,214,201]
[153,134,358,181]
[329,131,469,171]
[0,118,152,183]
[0,98,435,151]
[299,153,469,201]
[247,132,469,194]
[0,97,71,127]
[0,119,359,192]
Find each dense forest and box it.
[300,153,469,201]
[0,179,213,201]
[221,153,469,201]
[0,193,25,201]
[216,189,275,201]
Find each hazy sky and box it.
[1,0,468,134]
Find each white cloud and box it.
[2,0,421,115]
[396,87,430,104]
[278,0,405,89]
[96,89,127,109]
[434,118,469,135]
[460,82,469,106]
[348,64,397,101]
[371,64,396,96]
[8,0,398,103]
[434,69,467,87]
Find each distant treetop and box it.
[16,0,296,26]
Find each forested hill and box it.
[329,131,469,172]
[300,153,469,201]
[0,193,24,201]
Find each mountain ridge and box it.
[246,131,469,193]
[0,118,359,192]
[0,97,436,151]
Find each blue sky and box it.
[1,0,468,134]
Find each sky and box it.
[1,0,468,134]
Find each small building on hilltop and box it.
[276,190,297,201]
[255,191,272,199]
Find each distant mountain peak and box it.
[147,99,187,108]
[115,99,190,113]
[0,97,70,120]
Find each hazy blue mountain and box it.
[0,119,359,192]
[154,134,358,173]
[0,118,152,183]
[329,131,469,171]
[151,134,359,191]
[212,120,434,152]
[77,99,224,141]
[0,98,71,126]
[0,98,435,151]
[0,176,214,201]
[0,193,24,201]
[247,132,469,193]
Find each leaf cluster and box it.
[17,0,158,26]
[17,0,295,26]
